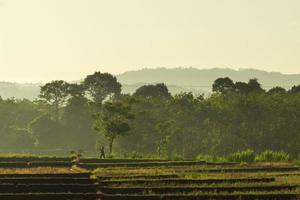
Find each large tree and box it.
[212,77,235,94]
[134,83,171,99]
[83,72,121,105]
[94,101,133,154]
[247,78,264,93]
[39,80,69,121]
[62,95,97,150]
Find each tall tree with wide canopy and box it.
[94,100,133,154]
[39,80,69,121]
[62,95,96,150]
[134,83,171,99]
[212,77,235,94]
[247,78,265,93]
[83,72,121,105]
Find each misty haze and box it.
[0,1,299,199]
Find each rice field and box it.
[0,158,298,199]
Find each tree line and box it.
[0,72,299,159]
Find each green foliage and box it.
[67,83,86,97]
[267,87,286,94]
[255,150,290,162]
[196,154,227,163]
[289,85,300,94]
[127,151,143,159]
[213,78,264,94]
[1,73,300,160]
[29,114,66,149]
[212,77,235,94]
[0,98,40,152]
[70,150,84,164]
[247,78,265,93]
[62,95,97,150]
[169,153,185,161]
[94,100,133,154]
[156,137,168,158]
[227,149,255,163]
[83,72,121,105]
[39,80,69,120]
[0,127,35,151]
[134,83,171,99]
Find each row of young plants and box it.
[196,149,292,163]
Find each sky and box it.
[0,0,299,83]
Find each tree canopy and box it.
[83,72,121,105]
[134,83,171,99]
[0,72,299,159]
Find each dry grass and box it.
[0,166,89,174]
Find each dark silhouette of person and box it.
[100,146,105,159]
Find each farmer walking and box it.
[99,146,106,159]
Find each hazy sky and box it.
[0,0,299,82]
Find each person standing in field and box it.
[99,146,106,159]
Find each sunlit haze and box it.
[0,0,299,82]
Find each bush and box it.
[255,150,290,162]
[196,154,227,163]
[169,153,184,161]
[227,149,255,163]
[70,150,84,164]
[127,151,143,159]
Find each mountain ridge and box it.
[117,67,300,87]
[1,68,300,100]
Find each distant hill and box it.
[1,68,300,100]
[117,68,300,91]
[0,82,41,100]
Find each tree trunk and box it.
[54,102,59,121]
[108,137,114,155]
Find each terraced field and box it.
[0,171,101,200]
[93,162,300,200]
[0,158,299,199]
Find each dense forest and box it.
[0,72,299,159]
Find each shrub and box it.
[70,150,84,164]
[227,149,255,163]
[170,153,184,161]
[128,151,143,159]
[196,154,227,163]
[255,150,290,162]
